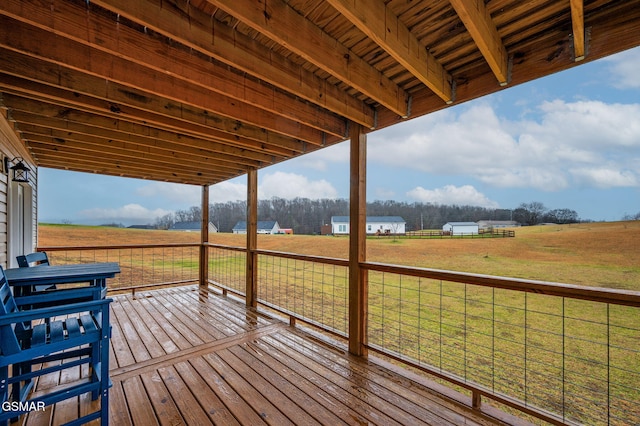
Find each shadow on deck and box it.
[25,286,531,425]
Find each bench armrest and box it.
[0,298,112,326]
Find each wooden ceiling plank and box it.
[326,0,453,106]
[0,5,349,139]
[29,144,229,181]
[87,0,375,128]
[0,54,305,155]
[570,0,585,61]
[0,21,331,145]
[14,119,254,172]
[448,0,509,86]
[0,86,295,159]
[33,154,226,185]
[7,107,274,166]
[24,134,234,175]
[375,1,640,132]
[204,0,409,117]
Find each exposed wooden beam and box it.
[205,0,410,117]
[15,124,247,174]
[0,23,330,145]
[6,104,277,166]
[0,88,294,158]
[88,0,375,128]
[374,3,640,135]
[22,135,230,178]
[200,185,210,288]
[246,169,258,309]
[326,0,453,105]
[29,145,228,184]
[0,6,348,139]
[570,0,585,61]
[0,60,304,155]
[449,0,510,86]
[348,122,367,357]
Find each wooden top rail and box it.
[39,243,200,251]
[255,249,349,267]
[364,261,640,308]
[38,244,640,307]
[204,242,247,252]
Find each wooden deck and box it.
[23,286,528,425]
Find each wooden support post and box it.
[246,169,258,308]
[472,391,482,410]
[199,185,209,288]
[348,122,367,356]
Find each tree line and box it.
[152,198,581,234]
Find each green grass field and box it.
[38,222,640,424]
[39,220,640,290]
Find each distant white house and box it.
[331,216,406,235]
[232,220,280,234]
[442,222,479,235]
[170,221,218,233]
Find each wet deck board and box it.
[22,286,521,425]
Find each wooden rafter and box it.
[15,118,252,172]
[87,0,376,128]
[0,50,307,153]
[204,0,410,117]
[0,25,328,146]
[0,86,297,158]
[8,109,274,166]
[326,0,453,105]
[571,0,586,61]
[0,0,638,187]
[449,0,509,86]
[0,3,348,139]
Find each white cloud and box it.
[569,168,638,188]
[259,171,338,199]
[407,185,499,208]
[295,143,350,171]
[372,187,396,200]
[370,100,640,191]
[135,172,339,205]
[210,181,247,202]
[604,46,640,89]
[136,182,200,205]
[79,203,172,224]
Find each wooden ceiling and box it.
[1,0,639,186]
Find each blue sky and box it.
[39,47,640,226]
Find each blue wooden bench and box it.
[0,266,112,426]
[16,252,53,293]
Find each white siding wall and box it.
[367,221,406,234]
[443,223,479,235]
[0,112,38,268]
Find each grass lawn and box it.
[39,220,639,290]
[38,221,640,424]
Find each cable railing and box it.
[207,246,640,426]
[37,243,640,425]
[206,243,246,295]
[364,262,640,426]
[38,244,200,292]
[256,249,349,336]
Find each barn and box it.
[442,222,479,235]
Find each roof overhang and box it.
[1,0,639,186]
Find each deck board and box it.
[21,286,525,425]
